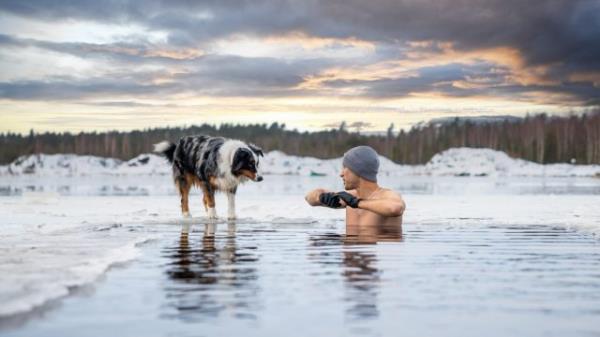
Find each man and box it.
[305,146,406,239]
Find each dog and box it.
[154,135,264,219]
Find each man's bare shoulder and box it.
[379,188,403,200]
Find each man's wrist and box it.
[336,191,361,208]
[320,192,342,208]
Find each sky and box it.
[0,0,599,134]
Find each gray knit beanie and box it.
[342,146,379,182]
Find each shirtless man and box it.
[305,146,406,241]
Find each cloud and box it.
[0,52,332,100]
[0,78,173,100]
[0,0,598,130]
[2,0,598,68]
[0,33,204,63]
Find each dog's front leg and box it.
[177,178,192,218]
[226,189,237,220]
[206,193,217,219]
[201,184,217,220]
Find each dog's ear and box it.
[233,159,244,172]
[249,143,264,157]
[232,149,246,173]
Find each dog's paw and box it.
[182,211,191,218]
[207,208,217,220]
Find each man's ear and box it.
[249,143,264,157]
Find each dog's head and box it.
[232,144,264,182]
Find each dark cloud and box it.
[0,32,335,99]
[0,52,324,100]
[318,61,599,106]
[322,63,475,97]
[0,78,174,100]
[0,0,598,105]
[0,33,205,64]
[2,1,598,67]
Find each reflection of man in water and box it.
[305,146,406,240]
[308,234,384,319]
[343,249,380,319]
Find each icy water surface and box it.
[2,175,600,196]
[2,220,600,337]
[1,175,600,336]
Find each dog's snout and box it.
[256,176,263,182]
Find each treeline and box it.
[1,111,599,165]
[395,111,600,165]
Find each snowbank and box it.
[260,150,417,177]
[425,148,600,177]
[1,148,599,177]
[0,153,171,176]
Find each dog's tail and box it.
[153,141,176,163]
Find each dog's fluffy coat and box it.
[154,135,263,219]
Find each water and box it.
[1,175,599,336]
[2,175,600,196]
[2,220,599,337]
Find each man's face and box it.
[340,166,360,190]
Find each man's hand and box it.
[305,188,326,206]
[319,192,342,208]
[336,191,361,208]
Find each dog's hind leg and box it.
[176,177,192,218]
[226,187,237,220]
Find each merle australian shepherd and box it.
[154,136,263,219]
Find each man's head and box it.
[340,146,379,189]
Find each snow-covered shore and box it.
[1,148,599,177]
[424,148,600,177]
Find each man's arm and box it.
[339,190,406,217]
[305,188,348,208]
[304,188,327,206]
[305,188,327,206]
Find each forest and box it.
[1,111,599,165]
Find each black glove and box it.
[336,191,361,208]
[319,192,342,208]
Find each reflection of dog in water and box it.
[163,223,260,319]
[167,223,242,284]
[154,135,264,219]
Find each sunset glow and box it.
[1,1,598,134]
